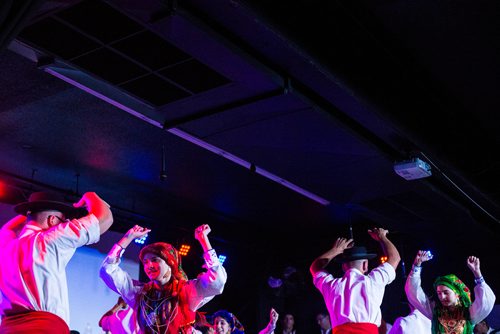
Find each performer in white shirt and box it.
[0,191,113,333]
[389,303,431,334]
[310,227,400,334]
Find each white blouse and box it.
[405,265,496,325]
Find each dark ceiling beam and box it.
[162,88,285,129]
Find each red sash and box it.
[332,322,378,334]
[0,311,69,334]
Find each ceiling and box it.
[1,0,499,328]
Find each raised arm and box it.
[310,237,354,276]
[368,227,400,269]
[0,214,27,239]
[185,224,227,311]
[467,256,496,323]
[259,308,279,334]
[73,192,113,234]
[116,225,151,249]
[100,225,149,306]
[404,250,434,319]
[194,224,212,252]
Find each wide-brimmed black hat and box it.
[334,246,377,263]
[14,191,84,217]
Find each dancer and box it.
[99,296,139,334]
[0,191,113,334]
[211,310,245,334]
[310,227,400,333]
[100,224,227,333]
[405,251,496,334]
[388,302,431,334]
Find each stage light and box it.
[218,255,227,265]
[179,244,191,256]
[380,256,388,264]
[134,234,148,245]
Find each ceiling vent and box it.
[17,0,230,107]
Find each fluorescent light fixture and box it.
[44,68,330,206]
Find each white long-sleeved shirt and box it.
[0,215,100,324]
[405,265,496,325]
[100,303,140,334]
[388,308,431,334]
[312,262,396,327]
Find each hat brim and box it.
[14,200,86,218]
[334,253,377,263]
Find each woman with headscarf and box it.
[100,224,227,334]
[405,250,496,334]
[211,310,246,334]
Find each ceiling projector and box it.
[394,157,432,180]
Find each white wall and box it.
[67,232,140,334]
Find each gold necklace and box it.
[439,307,466,334]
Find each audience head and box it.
[473,319,491,334]
[281,313,295,330]
[316,311,331,331]
[212,310,244,334]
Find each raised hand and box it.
[73,192,110,210]
[367,227,388,241]
[73,192,113,234]
[269,308,279,326]
[194,224,211,241]
[467,256,481,277]
[124,225,151,240]
[194,224,212,252]
[332,237,354,253]
[413,250,433,266]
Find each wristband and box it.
[108,243,125,259]
[474,276,485,285]
[412,265,422,274]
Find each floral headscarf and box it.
[211,310,245,333]
[139,242,188,282]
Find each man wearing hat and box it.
[0,191,113,333]
[310,227,400,334]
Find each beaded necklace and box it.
[139,288,178,334]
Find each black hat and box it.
[334,246,377,263]
[14,191,84,217]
